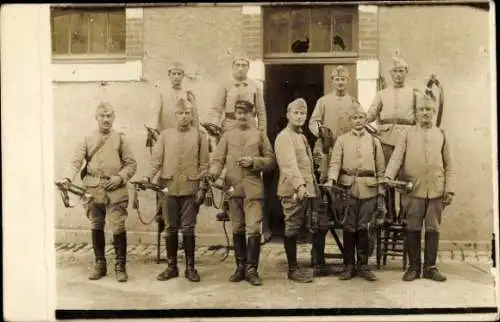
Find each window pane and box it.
[266,9,290,53]
[290,9,309,53]
[89,13,107,54]
[51,11,70,55]
[108,11,125,54]
[309,9,331,52]
[332,13,354,52]
[70,12,90,54]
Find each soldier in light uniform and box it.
[149,61,199,132]
[384,95,455,282]
[275,98,328,283]
[142,98,209,283]
[367,55,424,217]
[327,104,386,281]
[308,65,361,275]
[207,56,267,133]
[309,65,360,182]
[208,100,275,286]
[60,102,137,282]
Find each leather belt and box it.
[340,169,375,177]
[379,118,415,126]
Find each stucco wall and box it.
[378,5,494,242]
[54,6,246,244]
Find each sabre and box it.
[55,181,93,208]
[378,178,414,192]
[130,180,168,194]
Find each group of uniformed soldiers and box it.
[58,54,455,287]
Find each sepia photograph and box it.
[1,1,498,321]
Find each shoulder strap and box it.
[371,135,378,175]
[118,133,124,160]
[439,128,446,156]
[412,88,418,120]
[86,134,110,163]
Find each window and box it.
[263,6,357,56]
[51,7,126,59]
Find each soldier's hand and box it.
[56,178,71,188]
[207,171,218,182]
[442,192,454,207]
[296,185,308,201]
[103,176,123,191]
[237,157,253,168]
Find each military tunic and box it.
[328,129,386,232]
[209,126,275,235]
[63,130,137,234]
[208,78,267,133]
[367,85,423,161]
[308,92,359,177]
[384,125,455,232]
[275,126,329,236]
[149,85,199,132]
[145,126,209,235]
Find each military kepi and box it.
[287,98,308,112]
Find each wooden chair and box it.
[376,189,408,270]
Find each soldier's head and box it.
[95,102,115,133]
[349,103,367,131]
[331,65,350,93]
[232,57,250,81]
[234,100,253,128]
[168,62,185,89]
[389,56,408,86]
[174,98,193,129]
[286,98,308,128]
[416,95,436,127]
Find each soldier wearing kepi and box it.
[309,65,360,182]
[275,98,328,283]
[367,55,424,217]
[207,56,267,133]
[142,98,209,283]
[148,61,199,133]
[208,100,275,286]
[327,103,386,281]
[384,95,455,282]
[60,102,137,282]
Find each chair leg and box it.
[376,225,382,269]
[403,232,408,270]
[383,230,390,266]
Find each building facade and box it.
[52,3,494,249]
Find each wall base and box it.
[56,228,492,253]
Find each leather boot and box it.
[403,230,422,281]
[245,235,263,286]
[113,232,128,283]
[356,229,377,281]
[157,232,179,281]
[339,230,356,280]
[229,233,246,282]
[312,229,329,276]
[88,229,107,280]
[183,234,200,282]
[423,231,446,282]
[284,235,313,283]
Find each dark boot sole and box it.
[157,269,179,281]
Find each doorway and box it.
[263,64,325,236]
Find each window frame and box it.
[50,5,127,63]
[262,5,359,60]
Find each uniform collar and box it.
[287,123,303,134]
[351,128,366,137]
[234,78,249,87]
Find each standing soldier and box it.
[366,55,424,217]
[208,100,275,286]
[275,98,329,283]
[142,98,209,283]
[308,65,361,275]
[309,65,360,182]
[148,61,199,133]
[207,56,267,133]
[327,104,386,281]
[59,102,137,282]
[384,95,455,282]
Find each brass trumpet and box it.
[378,178,414,192]
[55,181,93,208]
